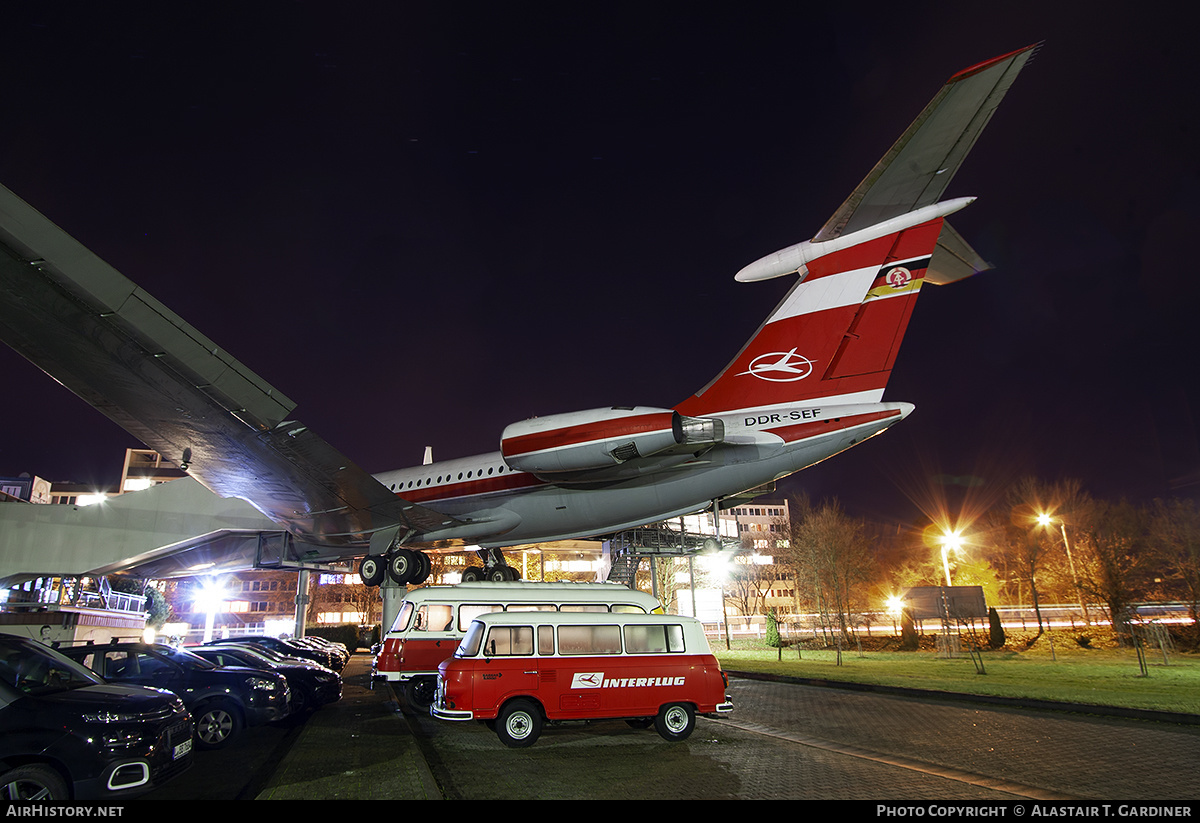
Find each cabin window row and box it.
[408,602,649,633]
[465,623,687,658]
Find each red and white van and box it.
[431,611,733,747]
[374,581,662,709]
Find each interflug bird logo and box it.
[740,348,814,382]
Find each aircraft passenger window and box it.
[458,473,463,480]
[488,467,494,475]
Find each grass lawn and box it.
[714,634,1200,716]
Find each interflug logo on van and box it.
[571,672,687,689]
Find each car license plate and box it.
[174,737,193,760]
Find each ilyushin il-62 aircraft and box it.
[0,45,1038,586]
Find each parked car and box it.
[1,634,194,800]
[192,644,341,714]
[207,636,341,671]
[58,641,289,750]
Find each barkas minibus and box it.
[431,611,733,747]
[373,581,663,709]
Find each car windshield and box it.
[0,635,104,696]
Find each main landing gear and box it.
[359,548,431,586]
[358,547,519,586]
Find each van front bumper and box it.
[431,701,474,722]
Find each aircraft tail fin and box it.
[675,205,956,418]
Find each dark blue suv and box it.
[1,634,194,800]
[59,641,290,749]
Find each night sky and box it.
[1,3,1196,530]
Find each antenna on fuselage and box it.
[423,446,433,465]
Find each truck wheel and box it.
[654,702,695,742]
[496,699,542,748]
[405,676,436,711]
[0,764,68,801]
[195,699,243,749]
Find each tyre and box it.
[485,565,511,582]
[387,549,417,584]
[405,676,436,711]
[0,764,68,801]
[461,567,482,582]
[194,699,243,749]
[359,555,385,587]
[411,551,431,584]
[495,699,542,748]
[290,683,314,716]
[654,702,695,742]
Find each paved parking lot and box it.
[151,655,1200,801]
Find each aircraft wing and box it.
[813,43,1041,279]
[0,183,458,553]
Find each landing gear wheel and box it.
[387,549,418,584]
[359,555,386,587]
[405,676,436,711]
[654,702,695,742]
[411,551,432,584]
[462,567,483,582]
[496,699,542,748]
[195,699,243,749]
[485,565,514,582]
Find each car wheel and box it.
[359,555,386,587]
[195,699,243,749]
[291,683,313,715]
[654,702,695,742]
[405,676,436,711]
[496,699,542,748]
[0,765,68,801]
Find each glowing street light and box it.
[939,529,964,587]
[1036,511,1090,625]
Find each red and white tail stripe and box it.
[675,217,945,419]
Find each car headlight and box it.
[83,711,145,723]
[246,676,280,691]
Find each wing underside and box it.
[0,183,454,550]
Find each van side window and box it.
[459,604,503,631]
[559,604,608,613]
[504,603,556,613]
[612,604,648,614]
[538,625,554,655]
[415,604,454,632]
[557,624,622,655]
[484,626,533,656]
[624,624,686,654]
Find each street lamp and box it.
[939,529,963,588]
[1036,512,1090,625]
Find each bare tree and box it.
[783,500,875,644]
[1073,499,1149,643]
[1149,498,1200,639]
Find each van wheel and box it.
[654,702,695,742]
[496,699,542,748]
[405,676,436,711]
